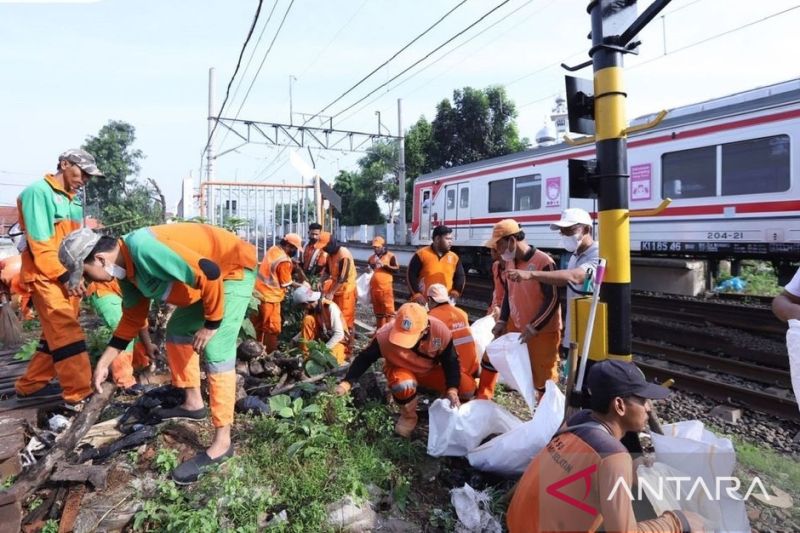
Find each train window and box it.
[489,178,514,212]
[459,187,469,208]
[515,174,542,211]
[721,135,790,196]
[446,189,456,209]
[661,146,716,198]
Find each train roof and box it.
[414,78,800,184]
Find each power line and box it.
[249,1,471,183]
[337,0,543,125]
[331,0,513,120]
[200,0,266,170]
[630,4,800,70]
[311,0,469,120]
[216,0,281,153]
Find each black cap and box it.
[588,360,671,403]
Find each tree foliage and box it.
[81,120,163,234]
[338,85,528,225]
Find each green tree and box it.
[403,117,434,221]
[82,120,144,213]
[100,183,164,235]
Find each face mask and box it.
[104,263,127,279]
[500,239,515,262]
[560,233,582,253]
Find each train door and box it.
[419,188,432,241]
[443,182,470,241]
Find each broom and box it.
[0,292,23,346]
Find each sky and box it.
[0,0,798,213]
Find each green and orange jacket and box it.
[108,224,257,349]
[17,174,83,285]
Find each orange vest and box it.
[429,303,477,371]
[375,316,451,374]
[505,250,561,334]
[326,246,356,293]
[312,298,348,343]
[256,245,293,303]
[368,250,395,290]
[302,242,327,273]
[412,246,459,294]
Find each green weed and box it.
[40,520,58,533]
[13,339,37,361]
[154,448,179,475]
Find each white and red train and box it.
[410,79,800,280]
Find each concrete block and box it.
[631,257,706,296]
[709,405,741,424]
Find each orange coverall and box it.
[427,302,480,399]
[15,175,92,403]
[324,245,356,347]
[299,298,348,365]
[367,250,398,328]
[253,245,294,352]
[0,254,33,321]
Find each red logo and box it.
[545,464,598,516]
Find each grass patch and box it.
[717,260,782,296]
[133,390,424,531]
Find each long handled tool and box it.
[569,258,606,412]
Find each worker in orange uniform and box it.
[487,219,561,401]
[85,279,154,394]
[367,236,398,328]
[407,225,465,306]
[301,223,328,279]
[506,360,705,533]
[60,223,256,484]
[487,248,505,319]
[335,303,462,437]
[14,149,104,408]
[291,285,348,365]
[426,284,479,400]
[253,233,302,353]
[0,254,34,321]
[320,237,356,353]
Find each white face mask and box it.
[500,239,516,262]
[560,233,583,253]
[104,263,127,280]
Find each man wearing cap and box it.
[14,149,104,407]
[427,284,480,400]
[507,360,704,533]
[320,237,356,353]
[367,236,398,328]
[407,225,465,306]
[301,224,328,279]
[335,302,463,437]
[253,233,302,353]
[59,223,256,483]
[291,285,348,365]
[508,207,599,361]
[486,219,561,400]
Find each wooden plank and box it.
[51,464,110,490]
[0,501,22,533]
[0,434,24,461]
[0,455,21,481]
[57,484,86,533]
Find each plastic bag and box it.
[470,315,496,360]
[785,319,800,411]
[427,399,521,457]
[355,272,372,306]
[637,462,723,529]
[450,483,502,533]
[650,421,750,533]
[467,381,564,475]
[485,332,535,412]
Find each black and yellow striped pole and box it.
[586,0,671,361]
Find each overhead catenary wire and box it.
[216,0,281,153]
[200,0,265,171]
[296,0,368,80]
[330,0,513,120]
[249,0,471,183]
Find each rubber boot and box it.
[394,397,418,438]
[475,368,499,401]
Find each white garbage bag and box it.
[785,319,800,410]
[467,381,564,475]
[637,462,723,529]
[427,399,521,457]
[650,421,750,533]
[470,315,496,360]
[485,332,535,412]
[355,272,372,306]
[450,483,502,533]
